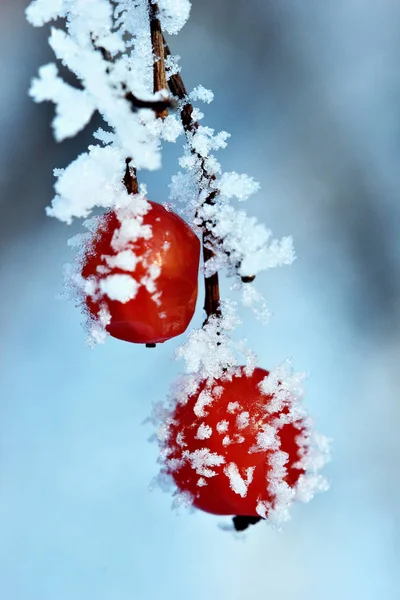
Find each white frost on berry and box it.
[236,411,250,429]
[224,463,255,498]
[87,306,111,346]
[259,360,307,415]
[195,423,213,440]
[227,402,240,414]
[99,274,139,302]
[184,448,225,478]
[193,390,214,418]
[249,424,280,453]
[104,250,138,272]
[216,420,229,434]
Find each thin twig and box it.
[163,39,221,322]
[149,2,169,118]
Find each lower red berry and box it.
[160,366,328,521]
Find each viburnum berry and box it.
[80,200,200,345]
[160,367,327,523]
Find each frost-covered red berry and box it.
[161,367,328,522]
[81,201,200,344]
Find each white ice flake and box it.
[216,420,229,434]
[99,273,139,302]
[193,390,214,418]
[30,63,95,141]
[47,145,126,224]
[185,448,225,478]
[218,172,260,201]
[236,411,250,429]
[156,0,191,35]
[195,423,213,440]
[104,250,138,272]
[224,463,255,498]
[189,85,214,104]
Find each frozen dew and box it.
[29,63,95,141]
[193,389,214,418]
[236,411,250,429]
[224,463,255,498]
[99,273,139,302]
[249,424,279,453]
[185,448,225,478]
[195,423,213,440]
[295,473,330,504]
[104,249,138,272]
[189,85,214,104]
[218,172,260,201]
[165,53,181,78]
[157,0,191,35]
[216,420,229,434]
[26,0,66,26]
[171,489,194,513]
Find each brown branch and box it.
[163,39,221,322]
[149,2,169,119]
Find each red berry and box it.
[81,201,200,344]
[162,367,312,518]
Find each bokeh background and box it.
[1,1,400,598]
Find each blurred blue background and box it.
[1,1,400,599]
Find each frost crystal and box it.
[224,463,255,498]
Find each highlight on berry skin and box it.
[156,365,330,528]
[75,199,200,345]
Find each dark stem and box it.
[149,2,169,118]
[232,515,262,532]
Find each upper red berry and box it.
[81,201,200,344]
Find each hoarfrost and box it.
[99,273,139,302]
[185,448,225,478]
[30,63,95,141]
[189,85,214,104]
[156,0,191,35]
[218,172,260,201]
[195,423,213,440]
[216,420,229,434]
[224,463,255,498]
[227,402,240,414]
[236,411,250,429]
